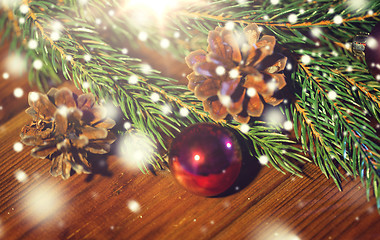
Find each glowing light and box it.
[24,183,63,220]
[127,200,141,213]
[126,0,178,19]
[226,142,232,148]
[6,53,27,76]
[101,101,119,120]
[194,154,200,161]
[2,72,9,79]
[265,109,284,125]
[119,132,156,171]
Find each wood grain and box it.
[0,48,380,240]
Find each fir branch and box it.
[11,0,306,175]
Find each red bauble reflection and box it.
[169,123,242,196]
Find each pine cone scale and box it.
[21,88,116,179]
[186,23,287,123]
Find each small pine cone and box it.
[185,23,287,123]
[20,88,117,179]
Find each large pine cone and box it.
[185,23,287,123]
[20,88,116,179]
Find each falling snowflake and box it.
[179,107,189,117]
[138,32,148,41]
[14,170,28,182]
[13,88,24,98]
[83,54,91,62]
[347,0,368,11]
[140,64,152,74]
[2,72,9,79]
[121,48,128,54]
[240,124,250,133]
[301,55,311,65]
[161,104,172,115]
[120,132,155,170]
[173,31,180,38]
[19,4,29,14]
[270,0,280,5]
[50,31,61,41]
[327,90,337,100]
[28,39,38,49]
[150,92,160,102]
[246,88,257,97]
[33,59,43,70]
[367,37,378,49]
[128,75,139,84]
[283,121,293,131]
[225,21,235,30]
[13,142,23,152]
[160,38,170,49]
[124,121,132,130]
[228,68,239,79]
[288,14,297,24]
[258,155,269,165]
[333,15,343,25]
[215,66,226,76]
[127,200,141,213]
[219,94,232,107]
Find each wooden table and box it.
[0,44,379,240]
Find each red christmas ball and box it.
[169,123,242,196]
[365,22,380,81]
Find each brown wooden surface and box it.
[0,45,380,240]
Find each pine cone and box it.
[20,88,116,179]
[185,23,287,123]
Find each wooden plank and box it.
[0,110,379,240]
